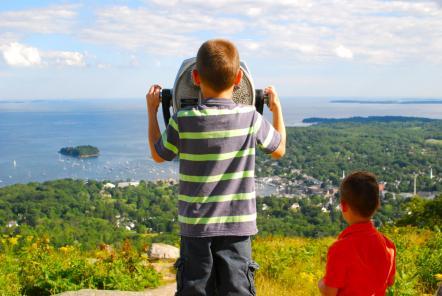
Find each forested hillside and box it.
[0,179,178,249]
[1,179,440,249]
[257,118,442,192]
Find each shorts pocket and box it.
[247,260,259,296]
[174,257,184,294]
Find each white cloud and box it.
[1,1,442,65]
[79,5,244,54]
[0,42,85,67]
[237,40,260,51]
[0,5,77,34]
[245,7,263,17]
[72,1,442,64]
[335,45,354,59]
[0,5,85,67]
[1,42,41,67]
[43,51,85,66]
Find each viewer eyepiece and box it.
[159,58,267,126]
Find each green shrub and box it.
[0,236,160,296]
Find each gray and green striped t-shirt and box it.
[155,98,281,237]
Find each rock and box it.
[148,243,179,260]
[436,285,442,296]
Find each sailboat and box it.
[13,160,16,169]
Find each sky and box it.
[0,0,442,100]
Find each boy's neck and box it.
[342,205,373,226]
[201,85,234,100]
[346,216,371,226]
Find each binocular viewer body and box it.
[159,58,268,126]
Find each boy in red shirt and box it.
[318,171,396,296]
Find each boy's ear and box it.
[234,69,243,86]
[340,200,349,212]
[192,69,201,86]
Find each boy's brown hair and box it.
[340,171,380,218]
[196,39,240,92]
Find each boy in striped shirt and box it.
[146,39,286,296]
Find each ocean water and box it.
[0,98,441,187]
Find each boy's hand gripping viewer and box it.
[159,57,268,126]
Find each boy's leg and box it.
[175,236,216,296]
[212,236,259,296]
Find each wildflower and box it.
[300,272,314,283]
[60,245,74,253]
[9,237,18,246]
[435,274,442,281]
[60,246,69,253]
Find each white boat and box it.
[13,160,16,168]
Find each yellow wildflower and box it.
[435,274,442,281]
[60,246,69,253]
[300,272,314,283]
[8,237,18,246]
[60,245,74,253]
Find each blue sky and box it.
[0,0,442,100]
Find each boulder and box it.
[149,243,179,259]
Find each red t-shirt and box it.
[324,221,396,296]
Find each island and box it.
[59,145,99,158]
[302,115,437,124]
[330,99,442,104]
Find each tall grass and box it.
[1,227,440,295]
[253,227,442,296]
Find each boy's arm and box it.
[386,240,396,287]
[318,278,338,296]
[320,242,346,295]
[146,84,165,163]
[265,86,286,159]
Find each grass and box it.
[253,227,442,296]
[253,236,333,296]
[1,227,440,295]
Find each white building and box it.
[290,203,300,211]
[117,181,140,188]
[103,182,116,189]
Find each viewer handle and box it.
[160,89,172,126]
